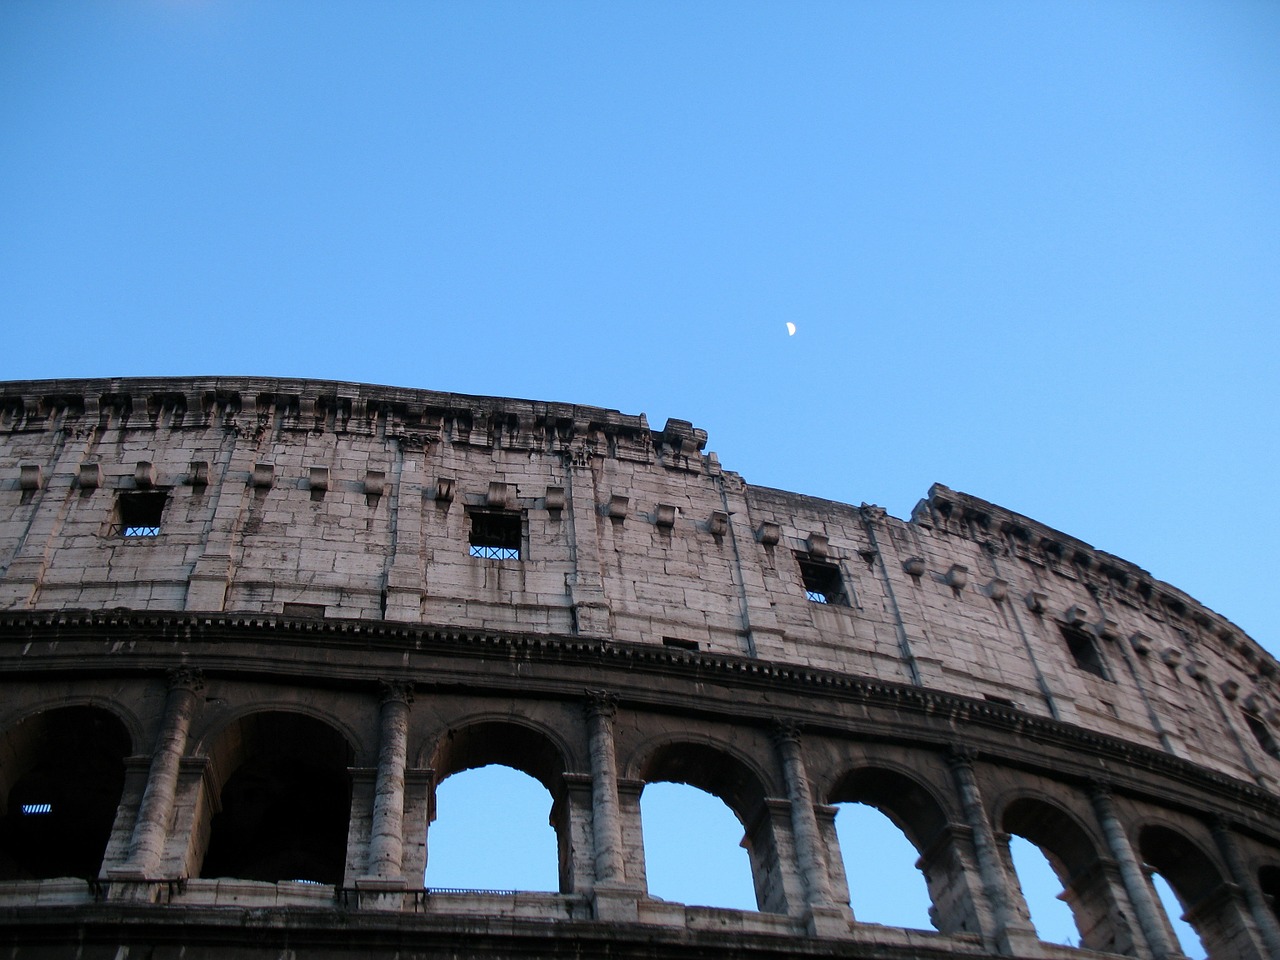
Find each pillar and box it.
[773,720,846,936]
[584,690,640,921]
[111,668,203,882]
[1089,782,1176,959]
[947,746,1038,954]
[359,680,413,901]
[1212,818,1280,960]
[584,690,625,886]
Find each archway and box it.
[636,740,779,912]
[1002,797,1127,954]
[1138,825,1224,960]
[200,712,353,884]
[428,720,570,893]
[832,801,933,929]
[0,706,130,881]
[827,767,960,934]
[428,765,560,891]
[641,781,756,909]
[1259,864,1280,924]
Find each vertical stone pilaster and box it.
[184,429,246,612]
[859,507,930,687]
[563,462,610,637]
[110,669,203,882]
[358,681,413,904]
[947,746,1038,954]
[1089,782,1175,959]
[383,443,424,622]
[716,474,786,659]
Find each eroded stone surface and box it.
[1,376,1278,960]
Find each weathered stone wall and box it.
[1,376,1278,960]
[1,377,1274,784]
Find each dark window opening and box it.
[469,509,522,560]
[1244,712,1279,757]
[662,637,700,651]
[113,491,167,537]
[984,695,1017,708]
[798,556,847,605]
[1060,624,1110,680]
[282,602,325,619]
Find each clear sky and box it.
[2,4,1274,954]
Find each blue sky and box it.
[2,4,1275,952]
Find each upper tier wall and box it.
[1,376,1277,788]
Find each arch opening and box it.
[1001,797,1122,953]
[427,764,560,892]
[428,721,571,893]
[0,706,130,881]
[827,767,961,933]
[832,801,933,929]
[199,712,353,885]
[1151,871,1206,960]
[640,781,756,910]
[1006,834,1078,947]
[1259,865,1280,924]
[1138,825,1220,960]
[637,741,777,912]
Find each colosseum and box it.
[0,375,1277,960]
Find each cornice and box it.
[0,376,707,464]
[2,609,1276,827]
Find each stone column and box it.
[584,692,625,883]
[584,690,639,921]
[1089,782,1176,959]
[362,681,413,886]
[1213,818,1280,960]
[111,669,203,882]
[773,721,846,936]
[947,747,1037,954]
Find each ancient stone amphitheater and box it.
[1,376,1277,960]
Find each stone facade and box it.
[0,376,1277,959]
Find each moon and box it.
[785,322,796,336]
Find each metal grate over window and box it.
[468,509,522,560]
[112,491,167,538]
[798,556,848,605]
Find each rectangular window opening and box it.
[1244,712,1280,757]
[662,637,700,651]
[468,509,522,560]
[282,602,326,619]
[798,556,848,606]
[113,491,167,538]
[1060,624,1110,680]
[21,803,52,816]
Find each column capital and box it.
[166,666,204,693]
[377,679,414,706]
[1086,778,1114,802]
[946,743,978,770]
[770,717,803,746]
[583,689,618,719]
